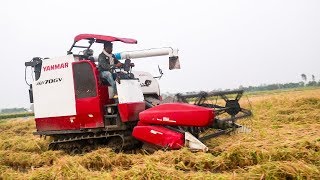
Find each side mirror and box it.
[25,57,43,81]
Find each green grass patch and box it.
[0,112,34,120]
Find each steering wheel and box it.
[110,59,134,74]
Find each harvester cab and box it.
[25,34,251,154]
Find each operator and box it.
[98,41,123,96]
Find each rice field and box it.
[0,88,319,179]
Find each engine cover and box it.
[139,103,214,127]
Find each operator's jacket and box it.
[98,52,120,72]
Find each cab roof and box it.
[74,34,137,44]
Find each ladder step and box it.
[104,114,117,118]
[104,103,118,108]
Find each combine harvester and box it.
[25,34,252,153]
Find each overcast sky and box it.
[1,0,320,109]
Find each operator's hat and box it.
[104,41,113,48]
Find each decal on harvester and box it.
[43,62,69,71]
[150,130,163,135]
[156,117,177,123]
[36,78,62,85]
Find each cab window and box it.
[73,62,97,98]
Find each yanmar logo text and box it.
[43,62,69,71]
[36,78,62,85]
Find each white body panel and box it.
[116,80,144,104]
[33,55,76,118]
[132,71,160,96]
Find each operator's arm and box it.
[113,54,122,67]
[98,53,111,71]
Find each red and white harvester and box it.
[25,34,251,153]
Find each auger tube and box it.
[113,47,179,60]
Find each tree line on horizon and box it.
[239,74,319,92]
[162,74,320,97]
[0,108,28,114]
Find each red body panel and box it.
[139,103,214,127]
[74,34,137,44]
[118,102,146,122]
[75,97,104,128]
[132,126,184,149]
[36,115,79,131]
[35,97,105,131]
